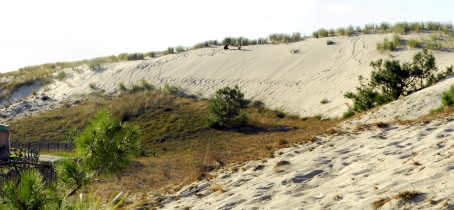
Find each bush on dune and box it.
[75,109,141,174]
[207,86,249,129]
[345,49,444,113]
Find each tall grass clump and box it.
[392,34,401,46]
[392,22,410,34]
[408,39,421,48]
[376,38,396,52]
[425,39,443,50]
[56,71,67,81]
[126,53,145,61]
[207,86,249,129]
[441,85,454,107]
[75,109,141,174]
[269,33,302,44]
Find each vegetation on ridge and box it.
[344,49,453,117]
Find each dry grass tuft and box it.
[211,184,227,193]
[371,197,391,209]
[375,121,389,128]
[394,191,424,204]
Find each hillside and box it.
[2,33,454,123]
[1,31,454,209]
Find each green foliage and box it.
[88,62,104,72]
[175,46,186,53]
[207,86,249,129]
[89,83,97,89]
[167,47,175,54]
[56,71,67,81]
[269,33,302,44]
[410,22,424,32]
[126,53,145,61]
[342,108,355,119]
[379,22,391,33]
[425,39,443,50]
[318,28,329,37]
[442,85,454,107]
[345,50,439,113]
[312,31,319,38]
[56,159,91,196]
[328,29,336,37]
[75,109,141,174]
[337,27,346,36]
[0,169,48,210]
[392,34,401,46]
[392,22,410,34]
[376,38,396,52]
[119,82,127,92]
[408,39,421,48]
[346,26,354,36]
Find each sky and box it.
[0,0,453,73]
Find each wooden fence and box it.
[10,140,75,153]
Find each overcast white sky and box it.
[0,0,453,73]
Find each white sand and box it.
[28,33,454,119]
[158,117,454,209]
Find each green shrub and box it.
[337,27,346,36]
[318,28,329,37]
[140,79,153,91]
[379,22,391,33]
[207,86,249,129]
[146,51,156,58]
[312,31,319,38]
[75,109,141,174]
[167,47,175,54]
[89,83,97,89]
[119,82,127,92]
[408,39,420,48]
[127,53,144,61]
[345,50,438,113]
[342,108,355,119]
[442,85,454,107]
[88,62,104,72]
[363,24,376,34]
[377,38,396,52]
[176,46,186,53]
[328,29,336,37]
[326,40,335,45]
[410,22,424,32]
[392,34,401,46]
[56,159,91,197]
[56,71,67,81]
[392,22,410,34]
[346,26,354,36]
[425,40,443,50]
[0,169,49,210]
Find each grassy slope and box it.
[10,90,340,196]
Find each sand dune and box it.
[156,117,454,209]
[31,33,454,119]
[2,33,454,122]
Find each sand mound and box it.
[155,117,454,209]
[30,33,454,119]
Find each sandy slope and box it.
[156,117,454,210]
[3,33,449,121]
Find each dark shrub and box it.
[207,86,249,129]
